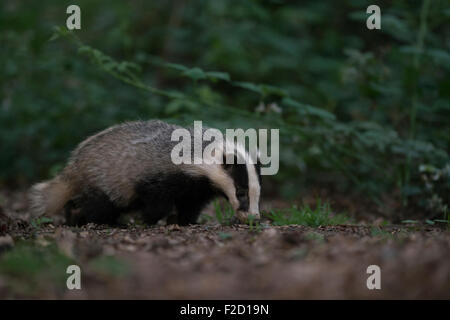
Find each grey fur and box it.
[29,120,261,224]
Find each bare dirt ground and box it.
[0,190,449,299]
[1,220,450,299]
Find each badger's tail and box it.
[29,176,74,217]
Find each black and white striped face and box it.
[223,154,261,222]
[184,141,262,222]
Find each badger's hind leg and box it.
[64,189,122,226]
[64,199,85,226]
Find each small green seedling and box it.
[218,232,233,240]
[266,200,349,227]
[89,255,129,278]
[247,215,262,233]
[370,227,394,239]
[30,217,53,229]
[213,201,235,225]
[304,232,325,243]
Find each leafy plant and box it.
[417,164,450,218]
[0,242,73,295]
[1,0,448,220]
[89,255,129,278]
[30,217,53,229]
[247,214,263,233]
[304,232,325,243]
[213,201,235,226]
[266,200,349,227]
[218,232,232,240]
[402,217,450,228]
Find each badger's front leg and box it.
[174,201,203,226]
[141,202,173,225]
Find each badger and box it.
[29,120,261,226]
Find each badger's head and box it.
[187,137,262,223]
[204,139,262,223]
[221,151,261,223]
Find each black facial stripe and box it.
[234,165,249,188]
[224,163,248,189]
[254,161,262,184]
[237,195,249,211]
[236,186,249,211]
[223,162,250,211]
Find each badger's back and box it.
[63,120,183,206]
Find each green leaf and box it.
[182,67,207,81]
[260,84,288,97]
[48,32,60,42]
[233,81,263,94]
[381,15,413,43]
[282,98,336,120]
[427,49,450,70]
[164,63,189,71]
[206,71,230,82]
[218,232,232,240]
[401,220,419,224]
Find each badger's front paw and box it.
[235,211,261,224]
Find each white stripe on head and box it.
[182,138,239,212]
[183,163,240,211]
[226,140,261,219]
[183,139,261,221]
[246,161,260,216]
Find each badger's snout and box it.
[236,210,260,223]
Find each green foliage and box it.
[0,242,71,277]
[0,242,73,295]
[370,227,393,238]
[1,0,448,219]
[218,232,233,241]
[266,200,349,227]
[213,201,235,226]
[304,232,325,243]
[402,217,450,228]
[0,240,130,296]
[415,164,450,218]
[89,255,129,278]
[247,215,263,233]
[369,227,411,242]
[30,216,53,229]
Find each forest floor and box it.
[0,191,449,299]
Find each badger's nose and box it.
[248,212,260,221]
[236,211,260,223]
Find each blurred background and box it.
[1,0,449,221]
